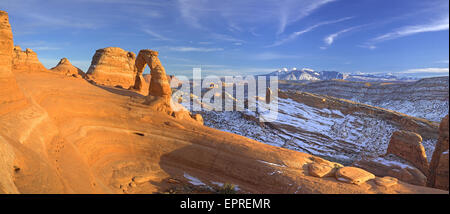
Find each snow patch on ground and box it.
[184,173,206,186]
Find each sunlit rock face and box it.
[12,46,48,73]
[0,11,27,116]
[50,58,85,78]
[428,115,449,190]
[134,49,171,98]
[86,47,137,89]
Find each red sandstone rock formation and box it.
[86,47,137,88]
[50,58,85,78]
[386,130,429,175]
[0,11,27,116]
[353,130,430,186]
[427,115,449,190]
[12,46,48,73]
[134,49,171,97]
[134,49,202,124]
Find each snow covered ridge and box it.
[196,90,439,165]
[279,76,449,122]
[261,68,417,82]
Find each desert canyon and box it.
[0,10,449,194]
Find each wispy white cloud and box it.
[276,0,337,34]
[400,67,449,74]
[26,13,98,29]
[143,29,173,41]
[210,33,245,43]
[435,59,450,64]
[165,46,224,52]
[324,26,360,46]
[176,0,336,35]
[250,52,302,60]
[372,15,449,43]
[267,16,352,47]
[358,44,377,50]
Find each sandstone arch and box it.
[133,49,171,97]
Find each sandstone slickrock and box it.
[86,47,137,88]
[386,130,429,175]
[12,46,48,73]
[427,115,449,190]
[50,58,85,78]
[335,167,375,185]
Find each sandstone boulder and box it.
[308,156,343,178]
[386,130,428,175]
[374,176,398,188]
[12,46,48,73]
[50,58,85,78]
[86,47,137,88]
[427,115,449,190]
[335,166,375,185]
[309,163,334,178]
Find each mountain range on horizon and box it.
[261,67,422,82]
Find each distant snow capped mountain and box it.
[262,68,417,82]
[344,73,416,82]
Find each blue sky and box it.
[1,0,448,77]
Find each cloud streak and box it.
[267,16,352,47]
[400,67,449,74]
[372,15,449,43]
[165,46,224,52]
[143,29,173,41]
[276,0,337,34]
[324,26,360,46]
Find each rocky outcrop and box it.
[86,47,137,88]
[353,154,427,186]
[386,131,429,175]
[200,90,440,166]
[50,58,85,78]
[427,115,449,190]
[353,130,430,186]
[12,46,48,73]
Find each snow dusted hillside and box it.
[190,90,439,165]
[279,76,449,122]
